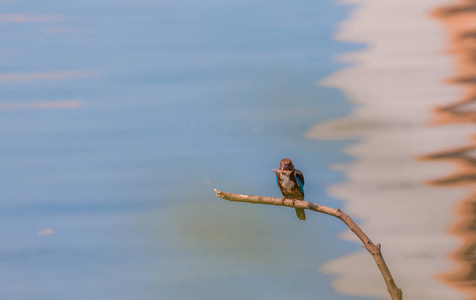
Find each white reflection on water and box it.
[306,0,473,299]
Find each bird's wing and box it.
[295,170,305,195]
[295,170,304,185]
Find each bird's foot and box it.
[291,199,297,207]
[281,197,287,205]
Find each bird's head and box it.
[279,158,294,172]
[271,158,295,174]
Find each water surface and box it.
[0,1,366,299]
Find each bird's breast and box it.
[279,174,295,190]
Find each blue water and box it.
[1,0,367,299]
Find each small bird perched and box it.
[272,158,306,221]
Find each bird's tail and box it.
[295,208,306,221]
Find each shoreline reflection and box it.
[429,1,476,297]
[307,0,474,298]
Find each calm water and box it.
[0,1,368,299]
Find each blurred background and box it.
[1,0,474,299]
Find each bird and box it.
[271,158,306,221]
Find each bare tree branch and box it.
[214,189,403,300]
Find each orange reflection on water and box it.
[432,1,476,125]
[0,13,62,23]
[428,1,476,297]
[0,70,98,82]
[0,100,83,110]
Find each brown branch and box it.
[214,189,403,300]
